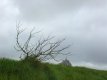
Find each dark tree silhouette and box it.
[15,23,71,62]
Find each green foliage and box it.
[0,58,107,80]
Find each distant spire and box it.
[60,58,72,66]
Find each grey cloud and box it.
[12,0,107,66]
[0,0,107,69]
[13,0,107,22]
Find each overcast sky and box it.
[0,0,107,70]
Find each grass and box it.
[0,58,107,80]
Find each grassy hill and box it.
[0,58,107,80]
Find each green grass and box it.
[0,58,107,80]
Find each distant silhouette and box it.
[61,58,72,66]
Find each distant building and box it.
[60,58,72,66]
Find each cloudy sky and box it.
[0,0,107,70]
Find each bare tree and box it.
[15,24,71,62]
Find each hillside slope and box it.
[0,58,107,80]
